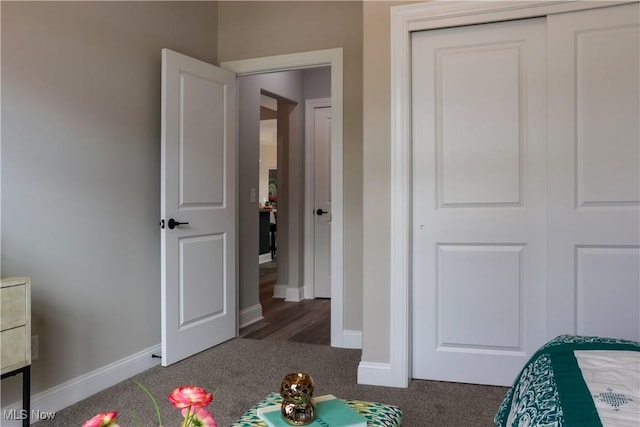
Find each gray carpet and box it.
[34,338,508,426]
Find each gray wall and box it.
[1,0,370,410]
[238,70,304,311]
[1,1,218,405]
[237,67,330,314]
[303,67,332,101]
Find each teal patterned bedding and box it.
[495,335,640,427]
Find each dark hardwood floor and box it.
[239,261,331,346]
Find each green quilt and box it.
[233,392,403,426]
[495,335,640,427]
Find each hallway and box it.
[239,261,331,345]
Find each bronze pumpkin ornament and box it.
[280,372,316,425]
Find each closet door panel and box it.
[547,3,640,341]
[412,18,547,386]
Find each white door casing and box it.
[312,105,332,299]
[161,49,237,366]
[546,3,640,342]
[221,49,353,348]
[411,18,547,386]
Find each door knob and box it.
[167,218,189,229]
[316,209,327,216]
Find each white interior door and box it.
[161,49,236,366]
[547,4,640,342]
[412,18,547,386]
[313,107,332,298]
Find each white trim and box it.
[1,345,161,425]
[388,0,629,390]
[222,49,339,75]
[239,303,264,329]
[0,2,2,271]
[304,97,332,300]
[396,0,635,33]
[342,329,362,350]
[222,48,346,348]
[357,361,393,387]
[285,285,305,303]
[259,253,272,264]
[273,284,288,299]
[387,1,414,389]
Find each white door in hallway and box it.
[411,18,548,386]
[313,106,332,298]
[161,49,237,366]
[546,4,640,342]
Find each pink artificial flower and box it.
[82,412,119,427]
[168,386,213,410]
[181,407,217,427]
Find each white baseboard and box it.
[239,303,263,328]
[273,285,304,302]
[341,329,362,349]
[258,253,273,264]
[273,284,288,299]
[357,361,393,387]
[1,344,161,425]
[285,286,304,302]
[304,283,314,300]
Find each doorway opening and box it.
[259,93,278,266]
[222,48,350,349]
[238,67,332,346]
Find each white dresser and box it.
[1,277,31,426]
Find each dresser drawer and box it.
[1,326,28,371]
[1,285,27,330]
[0,277,31,374]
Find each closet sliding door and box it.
[411,18,548,386]
[411,2,640,386]
[547,3,640,342]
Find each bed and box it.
[495,335,640,427]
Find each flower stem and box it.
[183,405,194,427]
[133,380,163,427]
